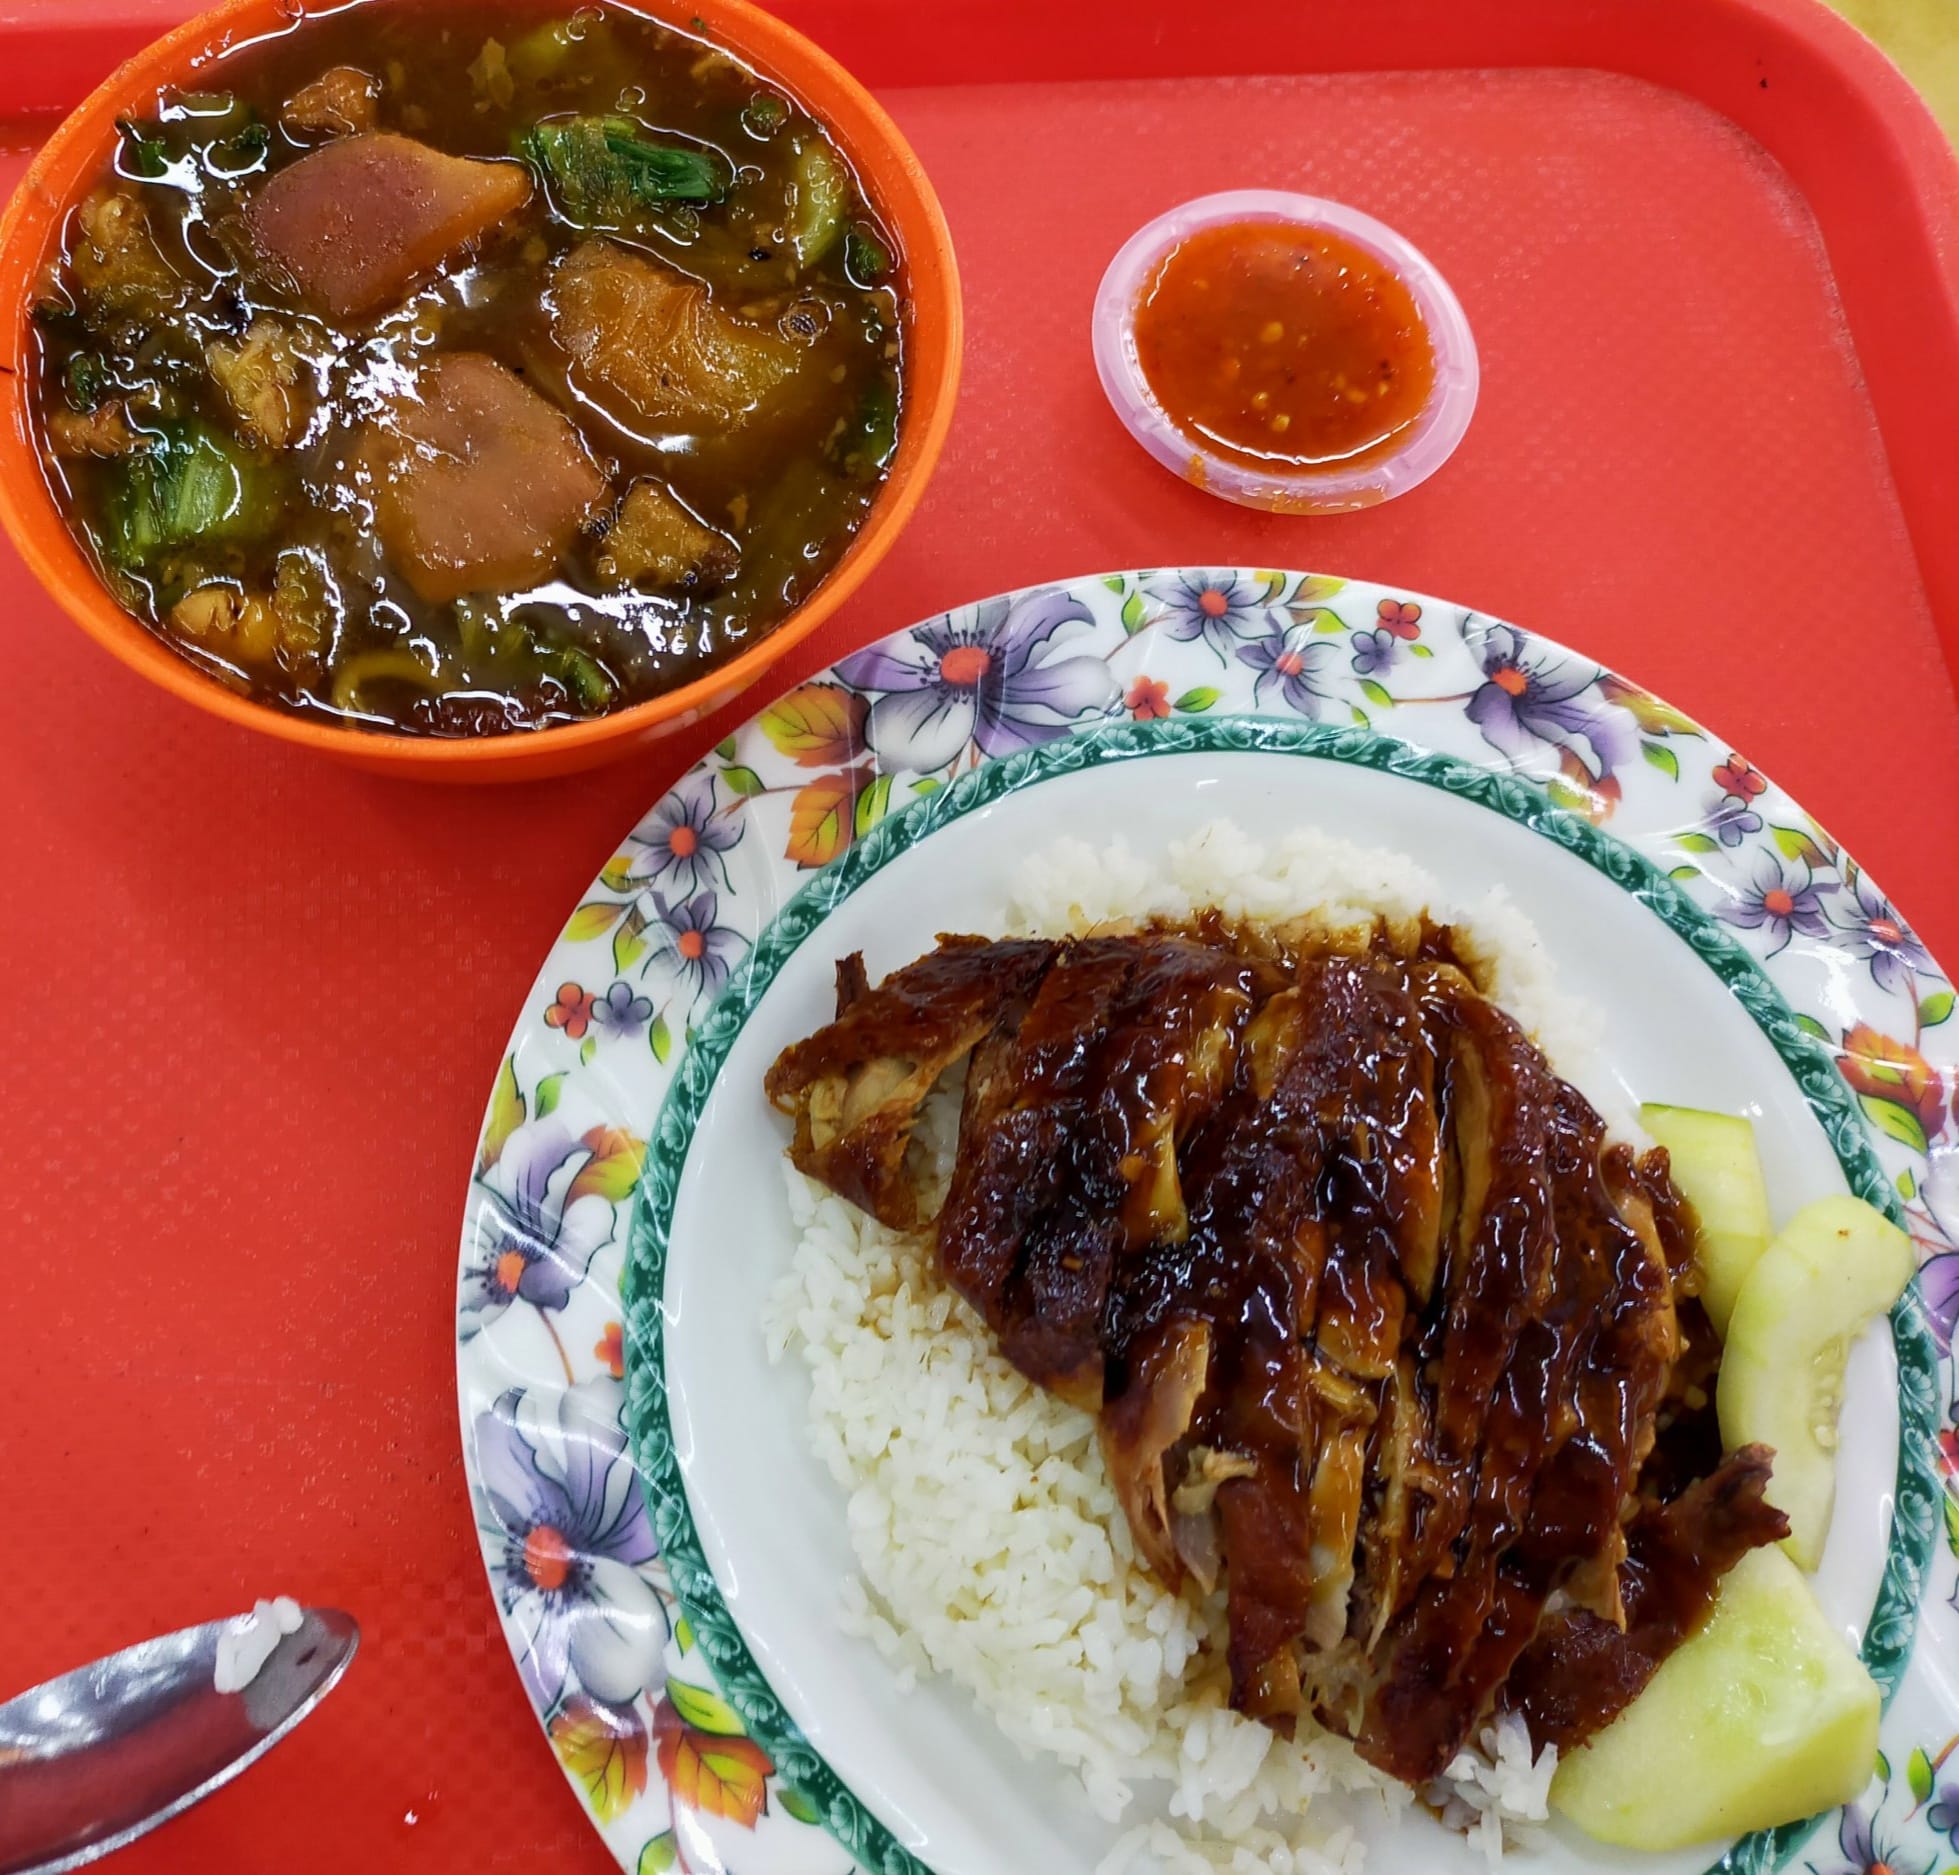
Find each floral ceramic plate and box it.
[456,570,1959,1875]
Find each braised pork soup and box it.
[29,2,905,734]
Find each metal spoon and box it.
[0,1607,358,1874]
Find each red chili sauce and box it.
[1131,221,1435,472]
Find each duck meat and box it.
[767,922,1783,1783]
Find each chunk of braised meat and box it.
[246,133,531,318]
[764,937,1056,1231]
[550,240,802,434]
[358,353,608,603]
[597,479,739,589]
[65,188,181,324]
[1502,1445,1788,1750]
[167,556,331,682]
[206,318,311,448]
[280,66,381,140]
[47,401,150,458]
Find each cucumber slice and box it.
[1716,1194,1913,1568]
[1549,1544,1879,1849]
[1640,1103,1772,1336]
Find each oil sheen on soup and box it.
[30,1,906,733]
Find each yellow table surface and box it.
[1825,0,1959,144]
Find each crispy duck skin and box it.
[1355,1081,1684,1783]
[938,934,1268,1406]
[764,935,1055,1229]
[768,927,1783,1783]
[1501,1444,1789,1747]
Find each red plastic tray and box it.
[2,1,1956,1868]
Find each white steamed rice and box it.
[762,822,1577,1873]
[213,1594,304,1694]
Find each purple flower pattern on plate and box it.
[1238,621,1341,717]
[625,773,740,898]
[1464,618,1639,781]
[475,1381,666,1712]
[593,981,654,1042]
[1349,626,1403,678]
[652,890,745,999]
[1837,865,1935,997]
[836,588,1118,772]
[1808,1800,1934,1875]
[460,1122,615,1339]
[1142,569,1274,660]
[1716,850,1835,956]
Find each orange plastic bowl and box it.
[0,0,961,781]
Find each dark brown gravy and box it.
[32,0,903,733]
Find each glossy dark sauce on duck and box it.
[766,918,1786,1783]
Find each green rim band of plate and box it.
[622,715,1941,1875]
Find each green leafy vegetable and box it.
[101,419,271,567]
[115,118,170,181]
[741,92,789,138]
[204,116,271,179]
[788,141,848,264]
[827,375,898,482]
[843,222,891,285]
[521,117,731,228]
[63,352,111,413]
[554,644,618,708]
[120,98,270,184]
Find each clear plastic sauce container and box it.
[1093,191,1478,513]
